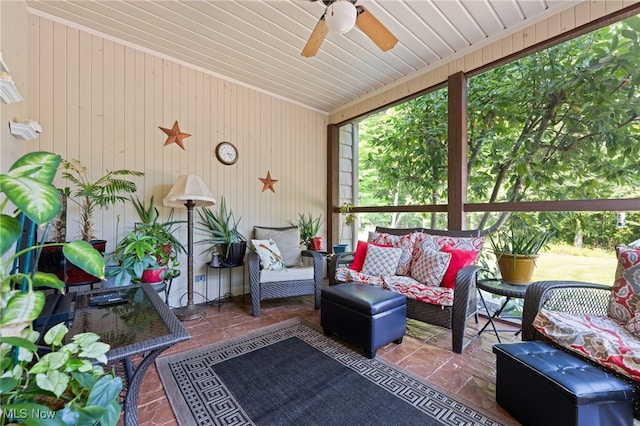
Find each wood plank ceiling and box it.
[25,0,580,113]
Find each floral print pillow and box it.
[607,245,640,324]
[251,239,286,270]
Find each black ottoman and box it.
[493,341,634,426]
[321,283,406,358]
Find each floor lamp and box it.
[163,175,215,321]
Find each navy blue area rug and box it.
[156,318,506,426]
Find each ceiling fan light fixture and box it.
[325,1,357,35]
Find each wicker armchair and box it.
[522,280,640,417]
[328,227,481,354]
[248,226,323,316]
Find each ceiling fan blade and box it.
[301,15,329,57]
[355,5,398,52]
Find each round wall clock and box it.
[215,142,238,165]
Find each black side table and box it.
[151,268,180,305]
[206,262,245,310]
[476,278,528,343]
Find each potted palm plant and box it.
[59,159,144,243]
[196,196,247,266]
[0,151,122,425]
[488,216,555,284]
[295,212,323,250]
[38,159,143,285]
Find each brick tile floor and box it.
[131,292,522,425]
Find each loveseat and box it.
[328,226,485,353]
[522,245,640,417]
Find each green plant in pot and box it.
[488,216,555,285]
[110,227,179,286]
[59,159,144,243]
[295,212,324,250]
[130,194,185,269]
[196,197,247,266]
[107,195,185,286]
[0,151,122,425]
[39,159,143,286]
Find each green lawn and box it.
[531,245,617,285]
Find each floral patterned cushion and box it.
[608,245,640,324]
[383,276,454,307]
[533,309,640,381]
[625,315,640,338]
[251,239,286,270]
[333,268,454,306]
[334,267,384,287]
[368,232,416,276]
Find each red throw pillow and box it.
[349,240,369,271]
[440,246,479,289]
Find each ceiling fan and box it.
[301,0,398,57]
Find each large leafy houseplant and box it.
[106,196,184,286]
[0,151,122,425]
[130,195,185,259]
[196,197,246,265]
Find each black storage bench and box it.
[321,283,406,358]
[493,341,634,426]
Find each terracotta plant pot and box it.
[497,253,539,285]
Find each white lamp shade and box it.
[163,175,216,208]
[325,1,357,35]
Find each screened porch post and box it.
[448,71,468,231]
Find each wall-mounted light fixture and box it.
[0,73,23,104]
[9,120,42,141]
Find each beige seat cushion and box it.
[259,266,314,283]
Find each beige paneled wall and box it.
[1,1,30,172]
[329,0,637,123]
[22,14,328,306]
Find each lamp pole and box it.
[163,175,215,322]
[173,199,204,321]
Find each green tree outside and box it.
[357,14,640,248]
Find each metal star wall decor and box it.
[259,171,279,193]
[159,120,191,150]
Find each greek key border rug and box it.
[156,318,506,426]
